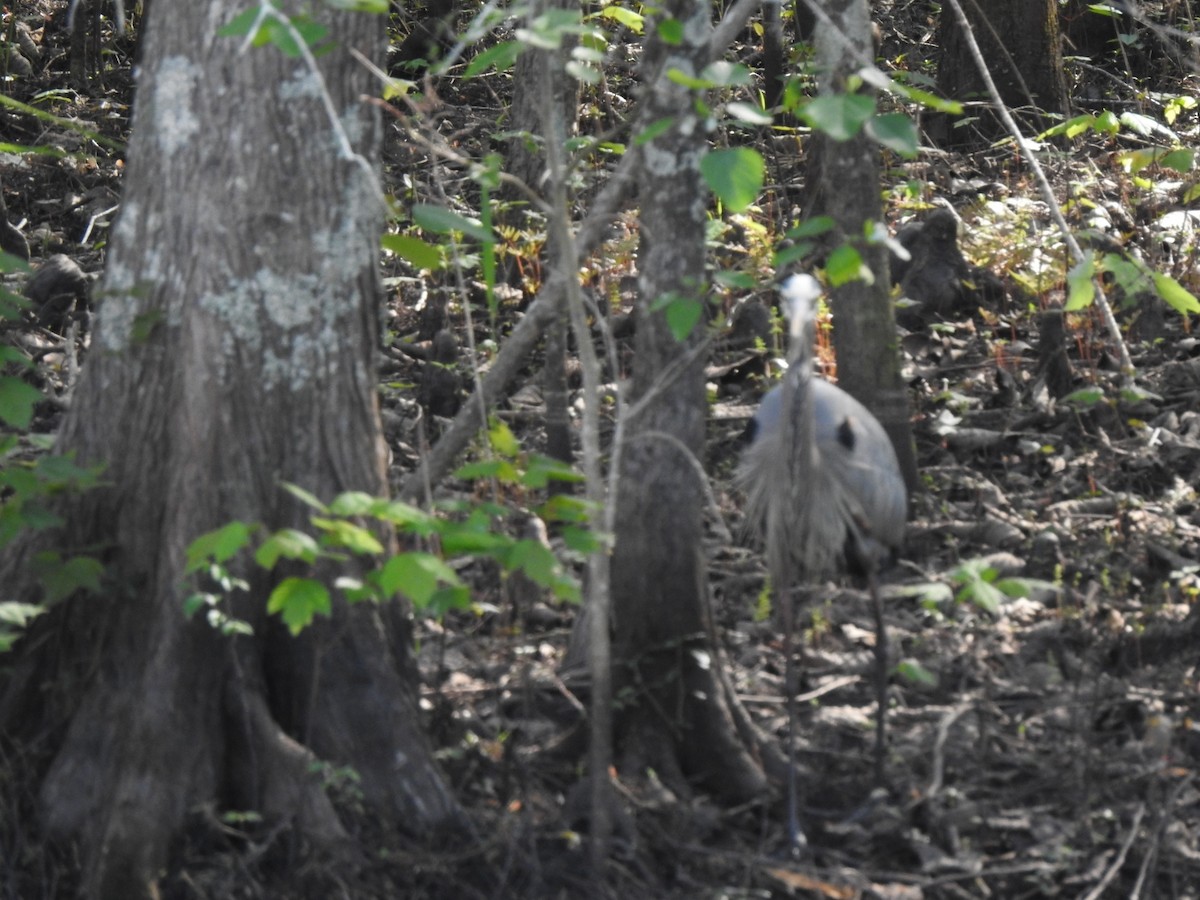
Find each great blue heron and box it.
[738,274,907,848]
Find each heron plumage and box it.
[739,276,906,582]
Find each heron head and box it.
[778,274,821,342]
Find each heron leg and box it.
[868,569,889,789]
[780,583,808,854]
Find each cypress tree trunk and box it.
[808,0,918,492]
[932,0,1069,146]
[0,3,459,897]
[608,0,768,804]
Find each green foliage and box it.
[800,91,920,157]
[895,657,937,687]
[649,290,712,342]
[800,93,875,142]
[381,234,444,271]
[1065,251,1200,316]
[775,216,835,269]
[701,147,765,214]
[219,5,332,57]
[184,421,590,636]
[412,204,494,244]
[0,94,124,153]
[462,5,611,83]
[948,558,1055,616]
[0,248,106,650]
[825,244,871,287]
[219,0,389,57]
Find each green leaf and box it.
[382,234,445,270]
[1119,111,1171,139]
[186,521,254,573]
[328,491,384,517]
[0,347,30,367]
[884,80,962,114]
[541,494,597,525]
[324,0,388,12]
[1119,382,1161,404]
[517,7,585,50]
[268,577,331,635]
[219,8,330,57]
[1038,113,1097,140]
[1094,109,1121,135]
[713,270,756,290]
[896,658,937,686]
[255,528,321,569]
[34,553,104,604]
[426,584,473,616]
[0,601,45,627]
[505,539,579,601]
[183,592,216,618]
[799,94,875,141]
[1159,148,1194,173]
[596,5,644,33]
[1063,386,1106,407]
[217,617,254,637]
[338,575,378,604]
[665,295,704,341]
[217,7,261,39]
[454,458,521,483]
[311,517,385,555]
[0,251,31,275]
[865,113,918,158]
[648,292,705,342]
[698,61,753,88]
[489,419,521,458]
[1065,257,1096,311]
[635,117,675,145]
[963,578,1005,614]
[700,147,764,214]
[656,17,683,44]
[463,40,523,77]
[0,378,42,429]
[377,552,462,608]
[562,523,606,554]
[786,216,835,239]
[1100,252,1147,296]
[412,204,495,243]
[522,454,585,488]
[281,482,329,513]
[378,501,440,535]
[725,101,772,126]
[440,528,511,556]
[826,244,869,286]
[275,17,330,56]
[1152,272,1200,314]
[565,60,601,84]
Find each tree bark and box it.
[609,0,768,805]
[931,0,1069,146]
[0,2,459,897]
[808,0,918,494]
[501,0,580,477]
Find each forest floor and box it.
[4,1,1200,898]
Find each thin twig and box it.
[1081,803,1145,900]
[627,430,734,544]
[540,22,616,872]
[927,702,971,798]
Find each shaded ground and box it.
[3,1,1200,897]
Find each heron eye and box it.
[836,417,856,451]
